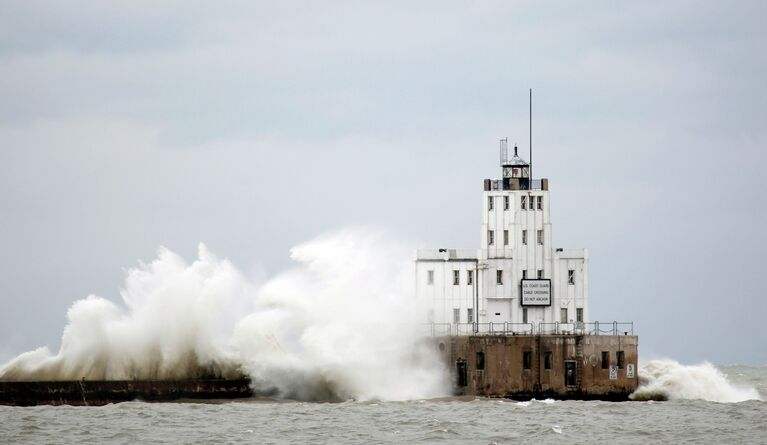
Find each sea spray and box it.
[631,359,762,403]
[0,230,450,401]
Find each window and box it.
[496,270,503,285]
[537,229,543,245]
[560,308,568,323]
[467,308,474,323]
[488,196,494,211]
[523,351,532,370]
[503,230,509,246]
[453,270,460,285]
[476,351,485,370]
[537,269,543,279]
[504,196,509,210]
[568,270,575,285]
[522,270,527,279]
[427,270,434,285]
[522,307,528,324]
[601,351,609,369]
[520,195,526,210]
[453,308,460,324]
[544,351,553,370]
[488,230,494,245]
[617,351,625,369]
[522,230,527,245]
[467,270,473,286]
[537,195,543,210]
[576,308,583,323]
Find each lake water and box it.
[1,364,764,444]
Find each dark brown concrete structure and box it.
[0,379,253,406]
[436,335,638,400]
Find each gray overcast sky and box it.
[1,1,765,365]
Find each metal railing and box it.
[423,321,633,337]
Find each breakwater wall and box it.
[0,379,253,406]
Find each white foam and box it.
[631,359,762,403]
[0,230,450,401]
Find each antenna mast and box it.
[529,88,532,184]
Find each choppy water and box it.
[2,365,765,444]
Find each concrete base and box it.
[435,334,638,400]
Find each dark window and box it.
[476,352,485,370]
[568,269,575,285]
[537,196,543,210]
[488,196,494,211]
[522,307,528,324]
[504,196,509,210]
[453,270,460,285]
[537,269,543,279]
[488,230,494,245]
[522,230,527,245]
[601,351,609,369]
[521,196,527,210]
[522,270,527,279]
[503,230,509,246]
[467,270,473,286]
[617,351,625,369]
[576,308,583,322]
[523,351,532,370]
[496,270,503,285]
[544,351,553,370]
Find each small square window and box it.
[504,196,510,210]
[427,270,434,285]
[496,270,503,285]
[537,196,543,210]
[453,270,460,285]
[488,230,494,245]
[488,196,494,211]
[522,230,527,245]
[453,308,460,324]
[503,230,509,246]
[467,270,473,286]
[523,351,532,370]
[537,269,543,279]
[537,230,543,245]
[568,270,575,285]
[520,196,526,210]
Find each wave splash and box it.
[0,230,449,401]
[631,359,761,403]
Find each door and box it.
[564,360,577,387]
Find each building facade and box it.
[416,141,589,334]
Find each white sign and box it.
[521,279,551,306]
[609,366,618,380]
[626,364,635,378]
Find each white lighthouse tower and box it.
[416,139,589,334]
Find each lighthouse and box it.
[416,139,589,334]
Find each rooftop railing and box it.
[422,321,633,337]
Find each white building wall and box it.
[416,173,589,331]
